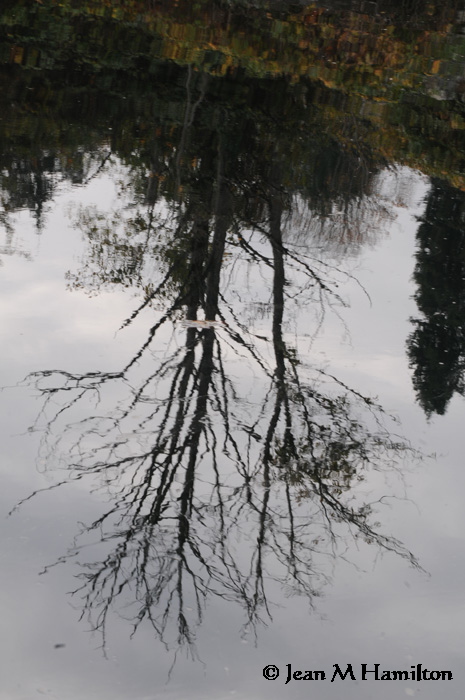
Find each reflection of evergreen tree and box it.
[408,179,465,416]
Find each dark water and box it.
[1,1,465,698]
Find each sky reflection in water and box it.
[1,2,465,698]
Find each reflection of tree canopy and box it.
[1,51,392,241]
[407,179,465,416]
[15,66,422,657]
[0,74,113,233]
[3,0,465,215]
[62,68,392,300]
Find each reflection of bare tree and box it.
[15,143,421,657]
[285,192,394,260]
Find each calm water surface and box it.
[1,1,465,698]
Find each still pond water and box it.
[1,1,465,698]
